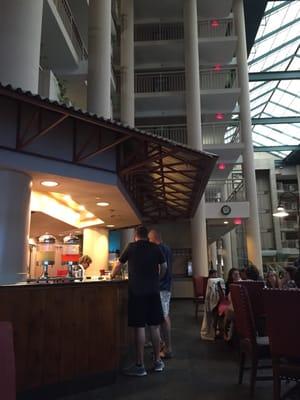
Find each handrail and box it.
[133,67,238,93]
[281,240,299,249]
[137,125,188,144]
[52,0,88,60]
[137,122,241,145]
[205,178,245,202]
[134,18,235,41]
[198,19,235,37]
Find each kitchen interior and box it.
[27,170,140,283]
[26,171,197,296]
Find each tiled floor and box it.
[61,300,299,400]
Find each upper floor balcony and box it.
[205,177,245,203]
[41,0,88,72]
[134,67,238,93]
[125,68,240,117]
[137,123,241,146]
[132,18,237,67]
[53,0,88,60]
[135,0,233,21]
[136,122,243,165]
[134,19,235,41]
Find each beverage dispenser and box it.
[62,234,80,279]
[38,233,56,280]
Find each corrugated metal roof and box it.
[0,83,217,160]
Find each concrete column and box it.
[269,166,282,252]
[0,169,32,284]
[0,0,43,93]
[223,233,233,277]
[210,242,218,269]
[87,0,112,117]
[83,228,109,275]
[230,229,239,269]
[297,166,300,192]
[184,0,209,277]
[120,0,134,126]
[120,228,135,252]
[234,0,263,273]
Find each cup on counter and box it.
[100,269,105,276]
[104,271,111,281]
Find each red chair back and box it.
[193,276,208,298]
[239,280,265,319]
[230,284,256,344]
[263,288,300,359]
[0,322,16,400]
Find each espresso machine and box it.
[38,233,56,281]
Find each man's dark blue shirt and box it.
[159,243,172,291]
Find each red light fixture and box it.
[234,218,242,225]
[215,112,224,120]
[218,163,226,171]
[211,19,219,28]
[214,64,222,72]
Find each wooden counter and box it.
[0,280,129,398]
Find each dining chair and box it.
[230,284,271,397]
[193,276,208,319]
[263,288,300,400]
[239,280,266,335]
[0,321,16,400]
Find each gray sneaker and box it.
[153,359,165,372]
[123,364,147,377]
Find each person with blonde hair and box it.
[77,255,92,279]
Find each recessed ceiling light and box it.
[96,202,110,207]
[41,180,58,187]
[224,221,229,224]
[106,224,115,228]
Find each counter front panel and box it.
[0,280,129,396]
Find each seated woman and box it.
[280,266,297,289]
[218,268,241,341]
[265,269,280,288]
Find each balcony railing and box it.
[133,68,238,93]
[280,220,298,230]
[281,240,299,249]
[135,23,184,41]
[138,125,188,144]
[200,68,238,89]
[205,178,245,202]
[137,123,241,145]
[202,123,240,144]
[134,18,235,41]
[52,0,88,60]
[198,19,235,37]
[277,183,298,192]
[135,71,185,93]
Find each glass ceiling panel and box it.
[248,1,300,158]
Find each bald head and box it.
[148,229,162,245]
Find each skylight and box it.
[248,1,300,159]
